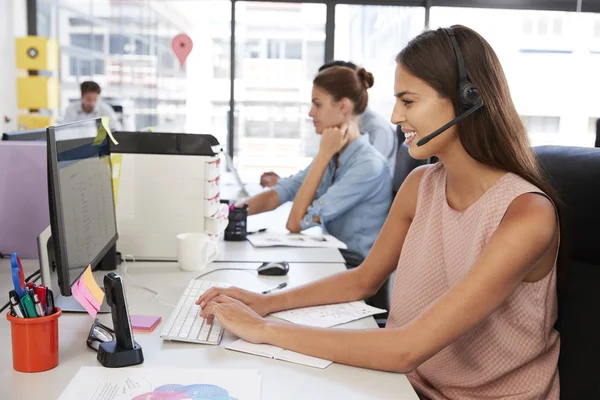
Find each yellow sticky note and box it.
[93,117,119,146]
[110,154,123,206]
[82,265,105,305]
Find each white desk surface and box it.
[218,182,345,264]
[0,259,417,400]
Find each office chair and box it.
[595,118,599,148]
[534,145,600,399]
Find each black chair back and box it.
[535,145,600,399]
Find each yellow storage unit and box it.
[17,76,59,109]
[16,36,59,71]
[17,114,55,130]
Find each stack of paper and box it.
[71,265,105,318]
[226,340,332,369]
[270,301,387,328]
[247,232,347,249]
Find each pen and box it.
[248,228,267,235]
[35,286,47,312]
[262,282,287,294]
[46,288,55,315]
[33,293,45,317]
[9,292,25,318]
[20,292,37,318]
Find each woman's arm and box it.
[246,190,281,215]
[286,126,347,232]
[199,165,427,317]
[204,193,559,373]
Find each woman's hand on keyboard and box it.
[196,286,271,319]
[201,295,268,344]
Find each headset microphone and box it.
[416,101,483,146]
[417,27,484,147]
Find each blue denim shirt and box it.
[273,135,392,259]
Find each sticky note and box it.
[131,315,161,332]
[93,116,119,146]
[71,279,99,318]
[82,265,105,306]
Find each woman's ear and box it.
[339,97,352,117]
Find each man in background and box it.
[62,81,123,131]
[260,60,397,187]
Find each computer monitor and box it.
[2,128,47,141]
[46,119,118,312]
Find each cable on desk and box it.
[194,268,256,281]
[121,254,176,308]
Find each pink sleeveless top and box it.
[386,165,559,399]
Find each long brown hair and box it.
[398,26,557,199]
[313,66,374,115]
[398,25,565,281]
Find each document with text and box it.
[270,301,387,328]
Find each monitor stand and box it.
[55,294,111,313]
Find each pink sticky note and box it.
[71,279,98,318]
[79,280,102,311]
[172,34,193,67]
[131,315,161,332]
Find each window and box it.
[430,7,598,147]
[335,5,426,118]
[589,118,599,135]
[285,40,302,59]
[70,34,103,52]
[267,39,280,59]
[42,0,231,138]
[244,39,261,59]
[234,2,326,177]
[213,39,231,79]
[521,116,560,135]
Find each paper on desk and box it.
[247,232,347,249]
[270,301,387,328]
[58,367,261,400]
[227,339,332,369]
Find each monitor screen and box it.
[47,119,118,296]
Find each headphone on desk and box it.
[416,27,485,147]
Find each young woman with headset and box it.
[197,25,561,399]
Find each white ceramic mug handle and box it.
[206,239,220,263]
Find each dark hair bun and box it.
[357,68,374,89]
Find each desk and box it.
[218,189,345,264]
[0,259,417,399]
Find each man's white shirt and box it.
[61,101,123,131]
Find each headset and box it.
[416,27,484,147]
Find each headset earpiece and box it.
[461,83,482,110]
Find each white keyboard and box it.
[160,279,228,345]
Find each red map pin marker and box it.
[172,34,193,68]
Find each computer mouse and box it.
[257,261,290,276]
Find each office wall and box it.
[0,0,27,134]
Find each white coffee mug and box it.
[177,233,220,272]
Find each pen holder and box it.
[224,204,248,241]
[6,307,62,372]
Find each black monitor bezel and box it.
[46,120,119,297]
[2,128,47,141]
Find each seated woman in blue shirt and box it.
[244,66,392,262]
